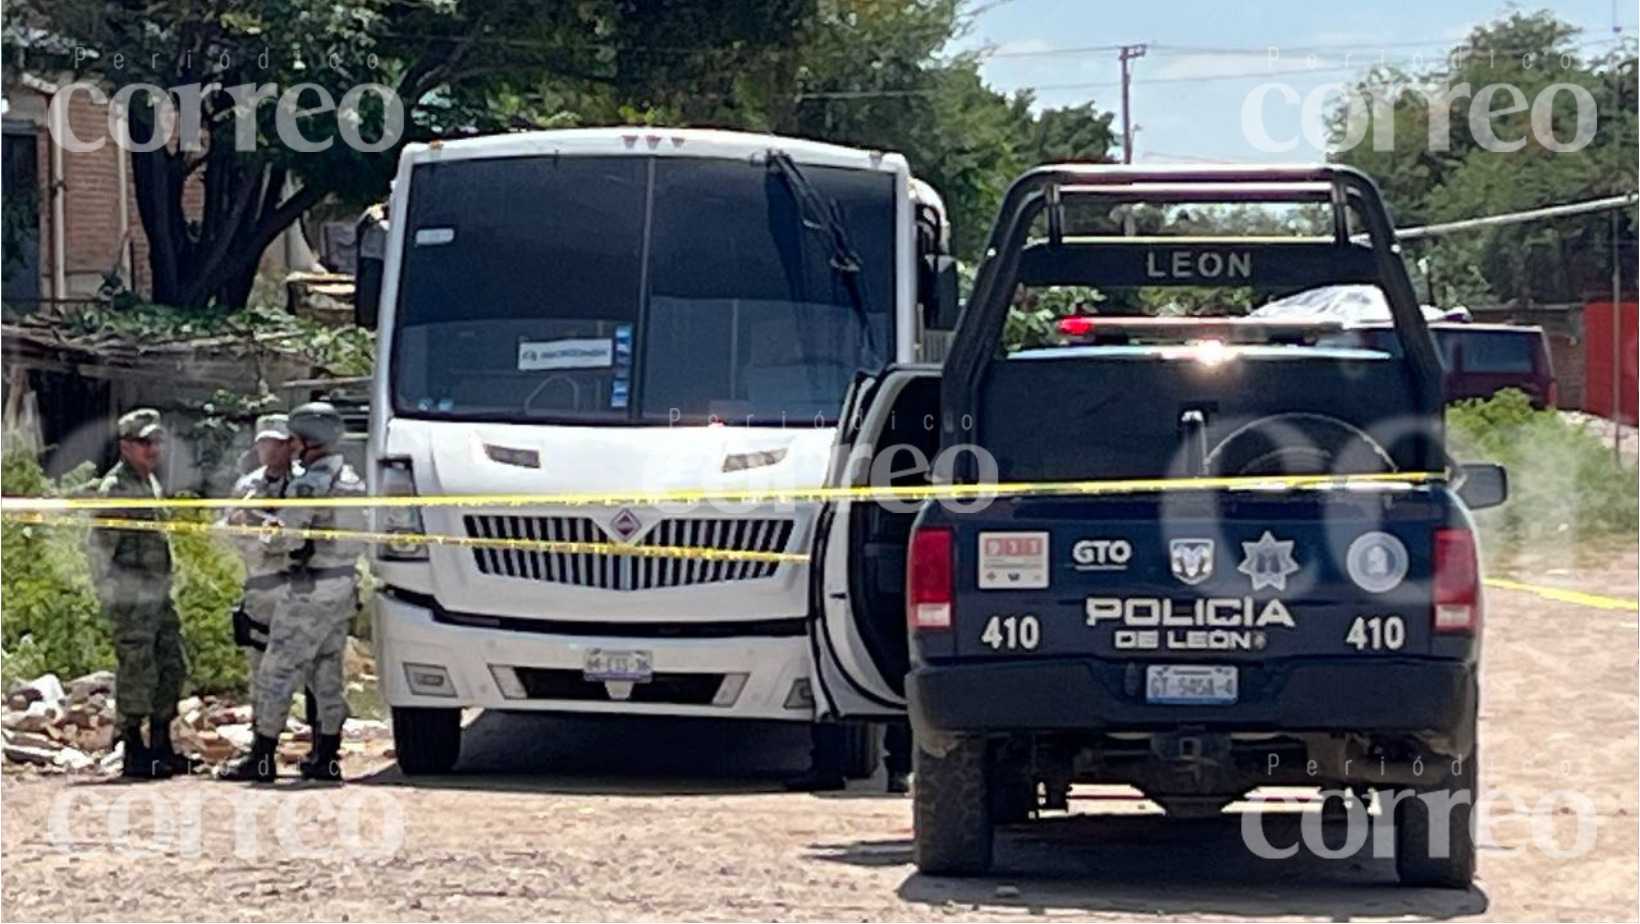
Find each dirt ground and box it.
[3,549,1636,922]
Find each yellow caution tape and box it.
[4,513,808,564]
[1483,577,1640,612]
[0,470,1446,513]
[12,508,1635,612]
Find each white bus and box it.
[358,128,956,773]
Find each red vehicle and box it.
[1351,322,1557,408]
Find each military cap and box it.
[254,413,292,442]
[116,408,165,440]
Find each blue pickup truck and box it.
[900,165,1507,887]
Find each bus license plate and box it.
[584,649,653,683]
[1145,665,1237,705]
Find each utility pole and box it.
[1610,0,1624,462]
[1119,44,1148,164]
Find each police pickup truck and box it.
[898,165,1507,887]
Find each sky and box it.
[960,0,1635,163]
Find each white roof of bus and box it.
[400,127,909,174]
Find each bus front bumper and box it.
[371,591,817,720]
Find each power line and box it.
[1392,193,1639,240]
[799,63,1369,99]
[804,35,1629,101]
[974,30,1632,60]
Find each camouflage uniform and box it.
[88,416,186,732]
[253,450,367,739]
[226,462,295,678]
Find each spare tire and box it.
[1206,413,1396,477]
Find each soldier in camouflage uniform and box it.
[220,403,366,782]
[89,409,186,779]
[222,413,317,728]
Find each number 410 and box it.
[1345,614,1405,651]
[982,614,1040,651]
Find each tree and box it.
[1329,10,1637,305]
[5,0,1114,305]
[3,0,810,309]
[770,0,1117,258]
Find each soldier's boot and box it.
[298,733,344,782]
[304,688,320,732]
[216,734,279,783]
[148,717,204,776]
[120,721,174,780]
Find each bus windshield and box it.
[390,154,896,425]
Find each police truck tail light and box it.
[908,527,955,630]
[1432,528,1480,632]
[378,457,428,561]
[1057,316,1096,338]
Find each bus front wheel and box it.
[391,706,462,775]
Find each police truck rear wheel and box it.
[392,707,461,775]
[1393,755,1477,889]
[913,736,993,876]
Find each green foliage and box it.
[1004,285,1099,351]
[0,440,111,685]
[182,389,285,488]
[1,443,250,695]
[167,505,249,695]
[778,1,1116,259]
[61,299,375,377]
[1,172,37,285]
[8,0,1118,287]
[1331,10,1637,305]
[1447,390,1638,549]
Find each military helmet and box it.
[288,401,345,447]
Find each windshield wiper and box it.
[765,150,882,362]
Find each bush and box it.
[1,442,249,695]
[1447,390,1639,551]
[1,441,110,688]
[168,505,249,695]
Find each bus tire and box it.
[842,723,880,780]
[392,706,461,775]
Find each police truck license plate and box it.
[1145,665,1237,705]
[584,649,653,683]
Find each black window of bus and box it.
[642,159,896,424]
[390,156,646,421]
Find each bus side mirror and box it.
[353,257,382,330]
[922,255,960,331]
[1457,462,1508,510]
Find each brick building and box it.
[2,73,311,307]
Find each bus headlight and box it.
[378,457,428,561]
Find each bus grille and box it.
[461,516,795,590]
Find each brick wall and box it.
[16,81,226,302]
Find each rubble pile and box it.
[1,672,391,774]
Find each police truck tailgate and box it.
[941,491,1463,665]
